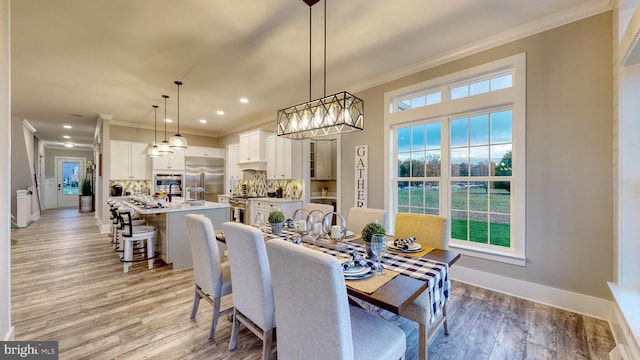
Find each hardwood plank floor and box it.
[11,209,616,359]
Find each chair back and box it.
[346,207,386,234]
[185,214,224,298]
[394,212,449,250]
[222,221,275,331]
[305,203,334,215]
[266,239,354,360]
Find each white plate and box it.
[344,270,374,280]
[345,231,355,238]
[341,261,370,276]
[387,240,423,252]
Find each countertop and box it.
[248,198,304,203]
[122,199,229,215]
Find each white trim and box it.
[98,218,110,234]
[351,0,612,94]
[451,265,612,320]
[450,242,526,266]
[3,326,15,341]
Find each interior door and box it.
[56,157,85,208]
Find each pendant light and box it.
[147,105,161,157]
[158,95,173,154]
[169,80,188,149]
[276,0,364,139]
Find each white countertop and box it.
[248,198,304,203]
[309,196,337,200]
[122,199,229,214]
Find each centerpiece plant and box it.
[268,210,285,235]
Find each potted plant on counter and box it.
[268,210,285,235]
[361,222,386,260]
[79,177,94,213]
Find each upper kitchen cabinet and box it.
[226,143,241,180]
[185,146,224,158]
[238,129,271,170]
[110,140,150,180]
[152,149,185,171]
[312,139,335,180]
[266,134,302,179]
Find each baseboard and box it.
[3,326,15,341]
[450,265,611,320]
[29,211,40,224]
[97,218,110,234]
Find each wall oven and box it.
[228,197,248,224]
[154,173,184,198]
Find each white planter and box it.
[79,195,93,213]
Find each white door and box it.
[56,157,85,208]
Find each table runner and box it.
[260,226,450,323]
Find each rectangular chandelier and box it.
[277,91,364,139]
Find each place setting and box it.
[386,236,434,257]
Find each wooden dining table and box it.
[216,226,460,315]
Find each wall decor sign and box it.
[355,145,367,208]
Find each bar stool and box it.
[118,208,156,273]
[112,206,146,252]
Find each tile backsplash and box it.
[109,180,152,196]
[235,171,304,199]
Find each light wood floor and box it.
[11,209,615,359]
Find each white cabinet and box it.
[185,146,224,158]
[238,129,271,169]
[266,134,303,179]
[313,140,334,180]
[110,140,150,180]
[249,199,304,225]
[226,144,241,180]
[152,149,185,171]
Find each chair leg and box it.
[261,328,273,360]
[209,297,221,340]
[123,239,133,273]
[418,323,427,360]
[147,235,155,269]
[190,286,201,319]
[229,308,240,351]
[443,303,449,335]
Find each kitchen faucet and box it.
[168,182,182,202]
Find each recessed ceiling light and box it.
[216,110,224,115]
[63,135,70,139]
[240,98,249,104]
[63,125,72,129]
[199,119,207,124]
[64,143,74,148]
[165,118,173,123]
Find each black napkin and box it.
[393,236,416,250]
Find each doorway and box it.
[56,157,85,208]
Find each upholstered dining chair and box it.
[221,221,275,360]
[394,212,450,360]
[184,214,232,341]
[266,239,406,360]
[346,207,387,234]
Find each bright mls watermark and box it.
[1,341,58,359]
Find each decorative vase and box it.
[271,222,283,235]
[365,242,378,261]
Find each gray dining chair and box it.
[266,238,406,360]
[394,212,450,360]
[221,221,275,360]
[346,207,387,234]
[184,214,232,340]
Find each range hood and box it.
[238,160,267,171]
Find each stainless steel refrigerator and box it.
[185,156,224,202]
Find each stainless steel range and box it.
[228,197,249,224]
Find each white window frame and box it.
[384,53,526,266]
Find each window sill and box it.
[449,242,526,266]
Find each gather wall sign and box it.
[355,145,367,208]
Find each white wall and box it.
[1,0,13,341]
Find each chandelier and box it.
[276,0,364,139]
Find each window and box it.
[384,53,526,265]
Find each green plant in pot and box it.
[81,177,93,196]
[79,177,94,213]
[268,210,285,235]
[361,222,386,260]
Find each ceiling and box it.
[10,0,610,149]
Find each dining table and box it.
[216,224,460,317]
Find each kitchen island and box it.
[122,199,230,269]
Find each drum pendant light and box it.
[147,105,161,157]
[158,94,173,154]
[169,80,188,149]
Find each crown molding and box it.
[109,120,223,138]
[350,0,614,94]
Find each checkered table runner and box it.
[261,226,450,322]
